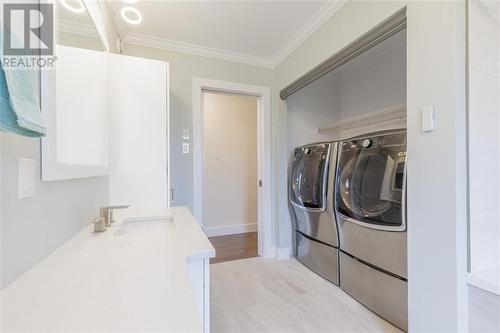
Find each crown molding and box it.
[57,19,100,39]
[271,0,348,67]
[123,33,274,68]
[121,1,347,69]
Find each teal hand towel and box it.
[0,23,46,137]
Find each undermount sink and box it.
[113,215,174,237]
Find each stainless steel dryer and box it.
[335,130,408,331]
[289,142,339,285]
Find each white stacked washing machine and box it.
[289,130,408,331]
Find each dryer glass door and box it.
[336,134,406,230]
[290,144,330,210]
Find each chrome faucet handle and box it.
[99,205,130,227]
[92,217,106,233]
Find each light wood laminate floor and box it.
[211,257,401,333]
[208,232,258,264]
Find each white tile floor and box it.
[211,257,401,333]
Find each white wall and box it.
[468,0,500,286]
[275,1,468,331]
[202,92,258,235]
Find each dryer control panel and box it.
[341,132,406,152]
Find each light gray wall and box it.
[58,31,104,51]
[121,43,273,210]
[1,133,108,288]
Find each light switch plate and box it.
[182,143,190,154]
[182,129,190,140]
[422,105,435,132]
[19,158,35,199]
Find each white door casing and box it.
[192,78,274,258]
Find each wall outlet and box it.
[18,159,35,199]
[182,143,190,154]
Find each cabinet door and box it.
[41,45,108,181]
[108,54,169,208]
[187,258,210,333]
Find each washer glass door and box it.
[336,134,406,230]
[290,144,330,210]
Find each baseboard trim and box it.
[203,223,257,237]
[262,246,277,259]
[277,247,292,261]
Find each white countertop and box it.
[1,207,215,332]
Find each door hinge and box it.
[259,180,263,187]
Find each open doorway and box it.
[202,92,258,263]
[192,78,274,260]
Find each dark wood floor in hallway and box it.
[208,232,258,264]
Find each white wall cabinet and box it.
[108,54,169,208]
[41,48,170,209]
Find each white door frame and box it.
[192,78,274,258]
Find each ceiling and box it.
[106,1,347,68]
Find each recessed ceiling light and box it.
[121,7,142,25]
[59,0,85,13]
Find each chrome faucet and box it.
[92,217,106,232]
[99,205,130,227]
